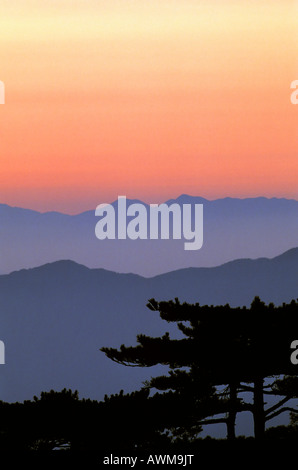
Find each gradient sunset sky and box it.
[0,0,297,213]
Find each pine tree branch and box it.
[239,403,254,412]
[197,418,227,426]
[263,383,276,389]
[264,396,291,416]
[216,391,230,397]
[238,385,254,393]
[106,357,152,367]
[266,407,298,422]
[238,385,282,396]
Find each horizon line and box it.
[1,194,298,216]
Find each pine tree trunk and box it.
[253,377,265,440]
[227,382,237,440]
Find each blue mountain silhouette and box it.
[0,196,297,276]
[0,248,297,413]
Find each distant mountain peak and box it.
[3,247,297,280]
[1,194,297,216]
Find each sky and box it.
[0,0,297,213]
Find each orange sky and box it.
[0,0,297,213]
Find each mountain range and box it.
[0,247,297,436]
[1,195,297,276]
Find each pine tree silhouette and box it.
[101,297,298,441]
